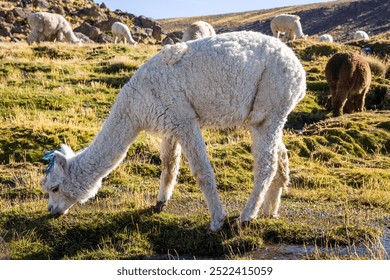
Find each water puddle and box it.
[246,229,390,260]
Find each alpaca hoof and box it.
[234,217,252,229]
[152,201,166,213]
[207,215,226,233]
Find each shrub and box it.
[365,55,386,77]
[386,63,390,79]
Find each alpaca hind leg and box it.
[154,135,181,212]
[175,122,226,232]
[240,121,282,224]
[260,140,289,217]
[332,88,348,116]
[353,93,365,112]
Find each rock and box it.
[77,5,107,21]
[162,31,183,45]
[51,5,66,16]
[100,2,107,9]
[96,33,113,43]
[11,24,29,34]
[74,22,101,41]
[136,15,155,29]
[74,32,94,44]
[0,22,13,37]
[12,7,30,19]
[152,24,162,41]
[5,11,16,24]
[162,36,174,46]
[94,16,119,32]
[33,0,50,9]
[135,15,163,41]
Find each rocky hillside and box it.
[0,0,163,43]
[1,0,389,45]
[160,0,390,43]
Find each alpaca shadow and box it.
[3,207,233,259]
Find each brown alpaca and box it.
[325,52,371,116]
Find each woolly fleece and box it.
[42,31,306,231]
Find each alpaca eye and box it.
[52,185,60,193]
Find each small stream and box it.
[245,229,390,260]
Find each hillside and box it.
[159,0,390,42]
[0,0,163,43]
[0,38,389,259]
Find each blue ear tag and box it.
[42,148,63,175]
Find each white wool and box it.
[111,22,137,45]
[27,12,80,44]
[319,34,333,43]
[353,31,369,41]
[182,21,216,42]
[161,42,188,65]
[42,31,306,232]
[270,14,306,42]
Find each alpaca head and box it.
[41,145,78,215]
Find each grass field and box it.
[0,39,389,260]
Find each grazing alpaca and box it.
[318,34,333,43]
[182,21,216,42]
[353,30,369,41]
[27,12,80,44]
[270,14,307,42]
[111,22,137,45]
[325,52,371,116]
[42,31,306,232]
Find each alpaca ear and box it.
[60,144,75,157]
[54,151,68,173]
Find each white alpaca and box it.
[182,21,216,42]
[27,12,80,44]
[318,34,333,43]
[42,31,306,232]
[270,14,307,42]
[353,30,369,41]
[111,22,137,45]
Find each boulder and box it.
[94,16,119,32]
[51,5,66,16]
[74,22,101,41]
[135,15,163,41]
[12,7,30,19]
[162,31,183,45]
[136,15,155,29]
[77,5,107,21]
[96,33,113,43]
[74,32,94,44]
[32,0,50,9]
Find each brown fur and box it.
[325,52,371,116]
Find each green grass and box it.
[0,40,389,260]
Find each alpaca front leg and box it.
[154,135,181,213]
[240,123,281,224]
[260,140,289,217]
[177,123,226,232]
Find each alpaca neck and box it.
[294,22,304,38]
[125,33,135,44]
[75,89,140,190]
